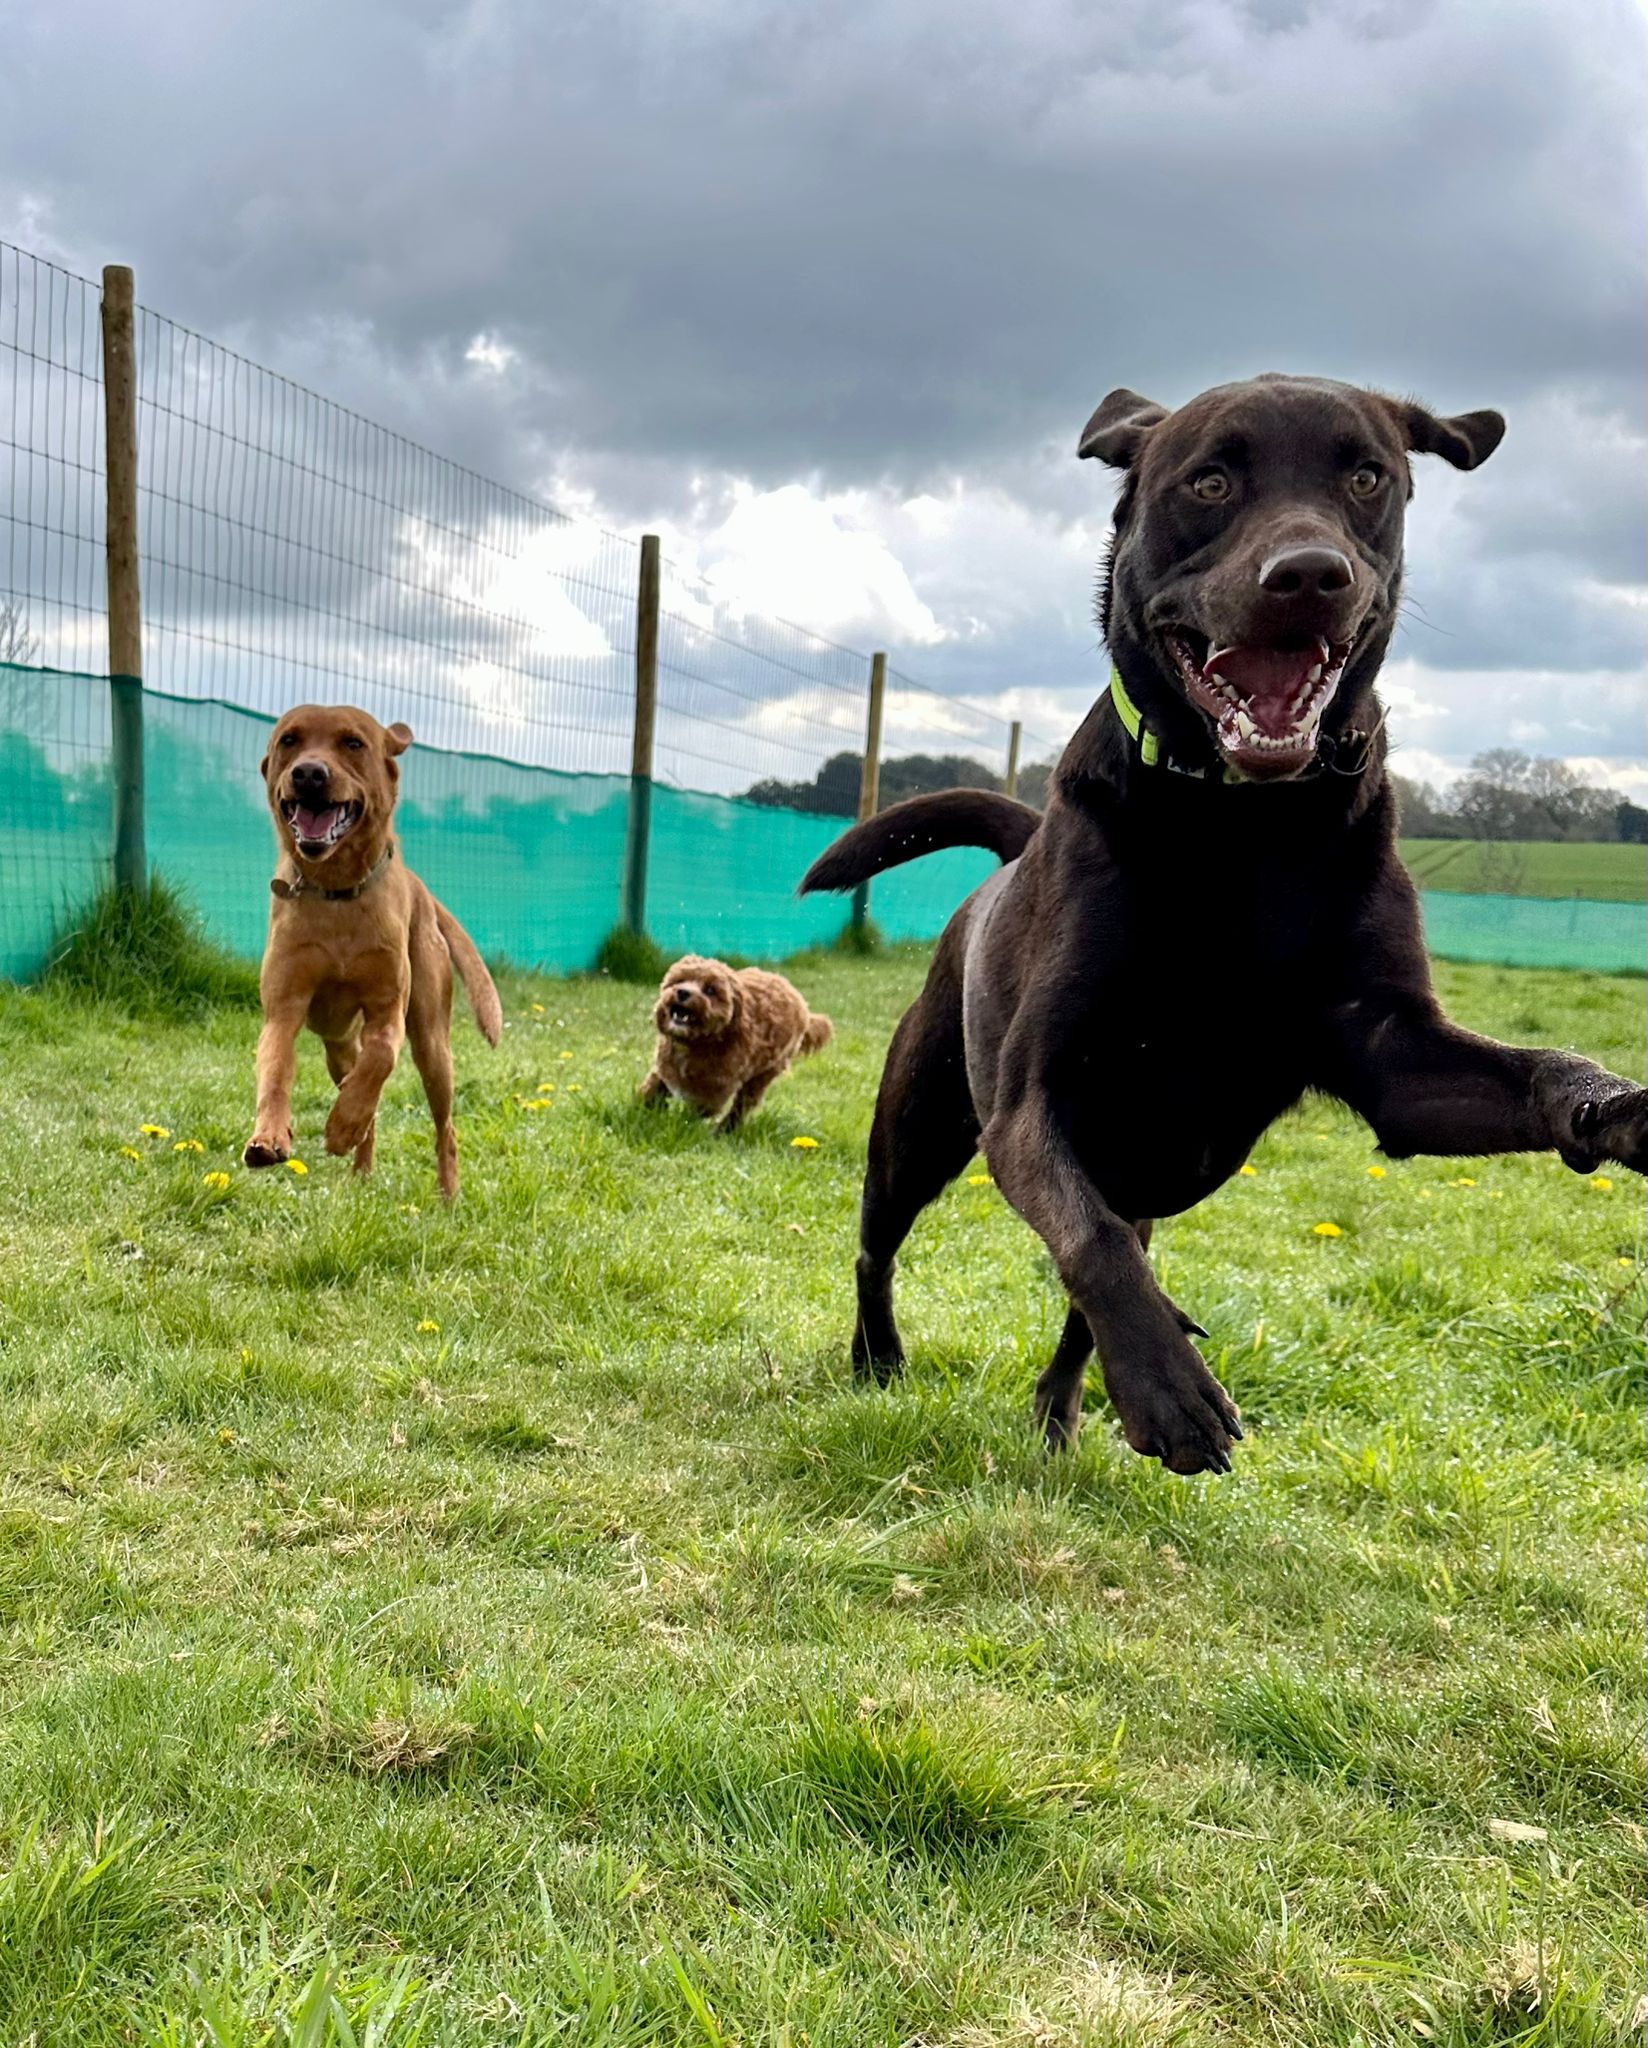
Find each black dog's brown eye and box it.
[1349,463,1384,497]
[1190,470,1231,504]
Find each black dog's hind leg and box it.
[1033,1305,1094,1451]
[1033,1221,1210,1451]
[854,972,979,1383]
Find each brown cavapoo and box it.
[641,955,831,1129]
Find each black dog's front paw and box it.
[1566,1091,1648,1175]
[1103,1338,1243,1476]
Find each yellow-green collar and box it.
[1105,666,1161,767]
[1104,666,1377,785]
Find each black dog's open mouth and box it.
[1163,631,1352,780]
[280,798,361,857]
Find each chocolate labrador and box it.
[802,373,1647,1475]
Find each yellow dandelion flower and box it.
[536,1081,555,1093]
[517,1097,544,1112]
[202,1171,231,1191]
[568,1084,583,1093]
[119,1145,143,1161]
[791,1135,820,1150]
[286,1159,308,1175]
[1312,1222,1343,1238]
[218,1427,237,1445]
[417,1318,440,1334]
[1238,1163,1258,1177]
[1618,1257,1636,1269]
[531,1003,545,1015]
[966,1173,992,1186]
[559,1050,574,1061]
[1590,1176,1614,1191]
[1445,1177,1478,1188]
[1366,1165,1386,1180]
[140,1123,171,1139]
[173,1138,204,1154]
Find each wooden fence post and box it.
[851,651,886,934]
[622,533,661,935]
[101,263,145,895]
[1004,720,1022,801]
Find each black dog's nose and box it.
[290,759,330,799]
[1257,545,1355,600]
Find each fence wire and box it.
[0,238,1073,974]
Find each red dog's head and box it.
[261,704,412,875]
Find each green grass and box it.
[1401,839,1647,903]
[43,875,263,1016]
[0,947,1642,2043]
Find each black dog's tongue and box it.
[1204,641,1327,738]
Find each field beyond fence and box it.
[2,238,1644,981]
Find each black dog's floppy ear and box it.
[1078,389,1170,467]
[1399,401,1505,471]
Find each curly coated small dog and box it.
[641,956,831,1130]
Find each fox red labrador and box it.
[245,705,501,1199]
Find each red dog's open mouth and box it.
[281,798,361,857]
[1163,632,1351,779]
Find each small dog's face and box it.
[1082,374,1504,781]
[261,704,412,863]
[655,957,739,1042]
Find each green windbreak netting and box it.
[1418,889,1644,976]
[1,666,1642,982]
[0,667,993,978]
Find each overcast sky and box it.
[3,0,1644,791]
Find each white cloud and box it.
[464,332,518,374]
[649,481,946,648]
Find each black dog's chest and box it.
[1056,885,1332,1216]
[1063,998,1309,1218]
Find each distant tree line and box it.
[747,743,1646,843]
[1392,750,1648,844]
[742,749,1056,817]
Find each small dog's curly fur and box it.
[641,955,831,1129]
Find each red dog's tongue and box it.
[292,806,337,840]
[1204,643,1325,739]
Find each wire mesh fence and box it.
[3,240,1638,985]
[0,240,1069,978]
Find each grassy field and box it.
[0,948,1642,2044]
[1399,840,1646,903]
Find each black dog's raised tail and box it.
[799,790,1041,895]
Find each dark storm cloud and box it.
[9,0,1643,474]
[1,0,1642,743]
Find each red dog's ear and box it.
[258,753,269,779]
[1078,388,1170,467]
[385,722,414,756]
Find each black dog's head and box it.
[1082,374,1503,781]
